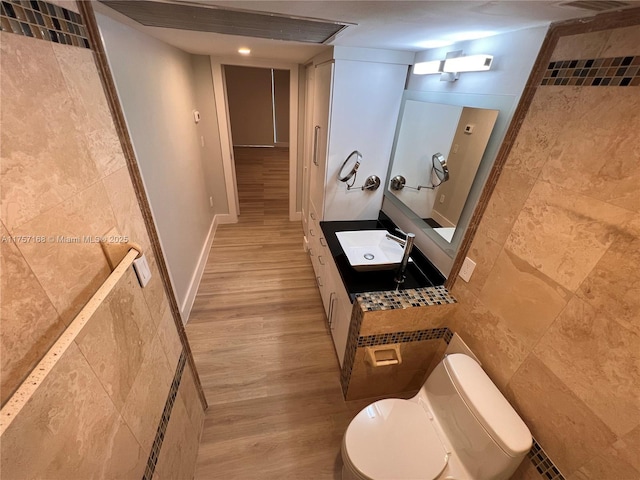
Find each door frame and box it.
[210,57,300,222]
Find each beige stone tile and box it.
[12,182,117,323]
[179,364,206,433]
[510,459,543,480]
[478,248,571,349]
[463,224,503,296]
[600,25,640,57]
[121,331,174,451]
[0,223,65,406]
[143,250,170,327]
[0,33,99,231]
[505,181,636,292]
[450,282,529,390]
[358,303,456,336]
[102,166,152,253]
[505,87,581,178]
[540,88,640,213]
[612,425,640,473]
[157,308,184,370]
[535,296,640,437]
[347,340,441,400]
[505,354,616,474]
[154,396,199,480]
[0,343,145,479]
[550,30,610,61]
[478,167,538,246]
[53,43,126,178]
[578,232,640,336]
[75,267,157,410]
[568,448,640,480]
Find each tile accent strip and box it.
[142,349,187,480]
[0,0,90,48]
[340,322,453,395]
[356,286,457,312]
[528,436,566,480]
[542,56,640,86]
[340,305,364,396]
[358,327,452,347]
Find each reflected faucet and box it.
[385,230,416,286]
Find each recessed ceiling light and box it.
[238,47,251,55]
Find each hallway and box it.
[187,147,367,478]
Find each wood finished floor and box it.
[188,147,369,479]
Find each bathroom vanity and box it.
[308,211,458,400]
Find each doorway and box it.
[212,63,299,222]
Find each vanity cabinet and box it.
[308,207,351,366]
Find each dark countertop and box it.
[320,212,445,302]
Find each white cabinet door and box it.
[309,61,333,219]
[324,253,352,367]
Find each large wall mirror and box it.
[384,90,517,259]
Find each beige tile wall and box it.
[448,25,640,479]
[0,12,203,478]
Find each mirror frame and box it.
[384,91,516,258]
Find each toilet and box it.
[341,354,532,480]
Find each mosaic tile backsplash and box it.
[0,0,89,48]
[357,285,457,311]
[542,56,640,86]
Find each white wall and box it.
[323,58,409,221]
[407,26,548,96]
[192,56,229,216]
[97,11,227,319]
[383,25,548,276]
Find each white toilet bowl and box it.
[341,354,532,480]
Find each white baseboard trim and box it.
[180,214,219,323]
[216,213,236,225]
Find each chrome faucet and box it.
[385,230,416,286]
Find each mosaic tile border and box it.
[356,285,457,312]
[542,56,640,86]
[528,436,565,480]
[0,0,90,48]
[142,349,187,480]
[358,327,452,347]
[340,306,364,396]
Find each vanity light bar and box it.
[413,60,443,75]
[413,53,493,76]
[443,54,493,73]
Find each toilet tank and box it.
[421,354,532,480]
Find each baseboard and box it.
[216,213,236,225]
[180,215,219,323]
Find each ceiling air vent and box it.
[559,0,633,12]
[99,0,352,44]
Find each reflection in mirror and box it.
[386,99,498,244]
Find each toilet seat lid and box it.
[344,399,448,480]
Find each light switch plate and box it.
[459,257,476,282]
[133,254,152,288]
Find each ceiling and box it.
[95,0,638,63]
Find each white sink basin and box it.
[335,230,408,272]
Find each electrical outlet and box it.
[439,194,445,203]
[458,257,476,282]
[209,196,214,207]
